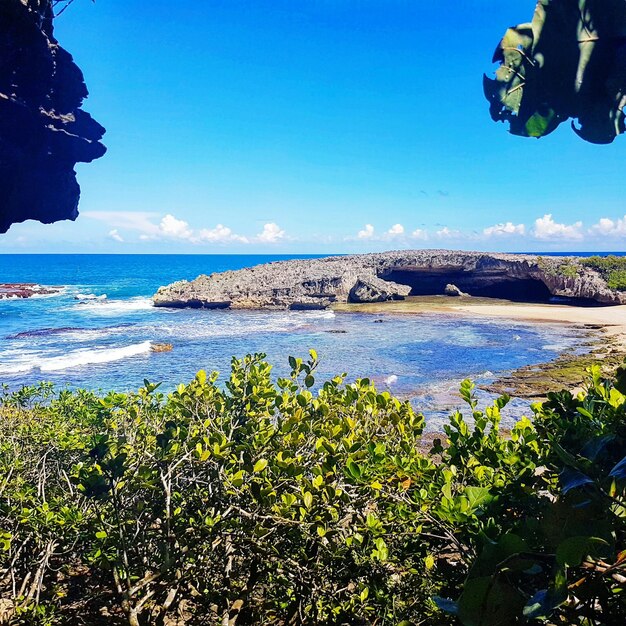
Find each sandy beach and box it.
[334,296,626,344]
[452,302,626,347]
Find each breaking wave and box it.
[0,341,152,375]
[72,296,154,315]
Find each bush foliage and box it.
[0,353,625,625]
[583,256,626,291]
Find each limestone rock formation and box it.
[0,0,106,233]
[349,276,411,303]
[0,282,64,299]
[444,283,467,297]
[154,250,626,310]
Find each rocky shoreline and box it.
[153,250,626,309]
[0,283,64,300]
[481,325,626,399]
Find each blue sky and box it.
[3,0,626,253]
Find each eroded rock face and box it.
[0,0,106,233]
[349,276,411,303]
[154,250,626,309]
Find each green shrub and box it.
[438,364,626,625]
[0,355,624,625]
[583,255,626,291]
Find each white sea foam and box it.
[72,296,154,315]
[0,341,152,375]
[542,343,568,352]
[74,293,107,301]
[29,286,67,299]
[385,374,398,386]
[301,310,336,320]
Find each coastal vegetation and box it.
[1,354,624,625]
[583,257,626,292]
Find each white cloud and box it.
[357,224,375,240]
[158,214,193,240]
[354,223,414,242]
[411,228,428,240]
[533,214,583,241]
[436,226,462,239]
[256,222,285,243]
[82,210,279,245]
[83,211,160,237]
[84,210,192,240]
[483,222,526,237]
[589,215,626,237]
[386,223,405,237]
[198,224,249,244]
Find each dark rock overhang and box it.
[0,0,106,233]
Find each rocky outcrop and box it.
[349,276,411,303]
[153,251,626,310]
[0,283,64,299]
[444,284,467,297]
[0,0,106,233]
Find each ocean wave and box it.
[7,324,135,341]
[0,341,152,375]
[72,296,154,315]
[300,310,336,320]
[74,293,107,301]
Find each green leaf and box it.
[231,470,245,487]
[524,109,558,138]
[346,459,362,480]
[457,577,523,626]
[465,486,493,512]
[557,536,609,567]
[253,459,268,473]
[615,363,626,394]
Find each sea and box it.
[0,253,608,429]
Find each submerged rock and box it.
[151,343,173,353]
[153,250,626,310]
[0,283,64,299]
[0,0,106,233]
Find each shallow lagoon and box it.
[0,254,589,429]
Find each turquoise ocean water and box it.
[0,254,601,428]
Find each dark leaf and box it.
[609,455,626,480]
[559,467,594,495]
